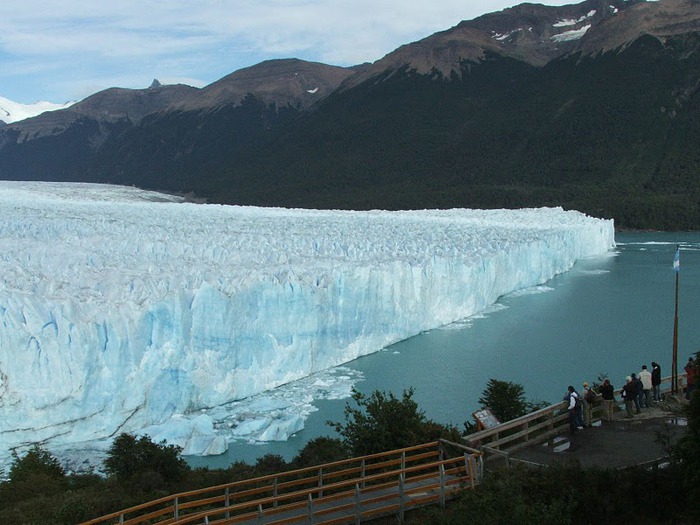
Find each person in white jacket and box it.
[639,365,653,408]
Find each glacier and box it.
[0,181,615,465]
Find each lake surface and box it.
[187,231,700,468]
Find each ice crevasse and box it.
[0,181,615,456]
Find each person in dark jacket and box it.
[600,379,615,421]
[630,373,643,413]
[566,385,583,433]
[651,361,661,402]
[622,376,636,418]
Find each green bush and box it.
[291,436,349,468]
[8,445,65,484]
[477,378,547,423]
[431,463,686,525]
[328,387,460,456]
[104,433,190,488]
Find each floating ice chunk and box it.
[232,418,272,437]
[258,415,305,441]
[137,414,227,456]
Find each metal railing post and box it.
[439,463,446,508]
[318,467,324,498]
[548,411,555,447]
[361,458,366,489]
[273,476,278,508]
[307,493,316,524]
[354,483,361,525]
[398,473,405,523]
[225,487,231,519]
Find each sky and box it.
[0,1,576,105]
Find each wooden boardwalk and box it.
[80,440,483,525]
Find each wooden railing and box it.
[80,440,483,525]
[465,374,685,456]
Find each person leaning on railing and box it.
[582,382,595,427]
[622,376,636,419]
[651,362,661,402]
[600,379,615,422]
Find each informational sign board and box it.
[472,408,500,430]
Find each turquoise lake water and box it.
[186,231,700,468]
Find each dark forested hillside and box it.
[1,0,700,230]
[192,34,700,230]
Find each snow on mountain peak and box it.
[553,10,597,28]
[551,24,592,42]
[0,96,74,124]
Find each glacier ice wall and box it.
[0,181,615,454]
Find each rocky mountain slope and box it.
[1,0,700,229]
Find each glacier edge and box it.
[0,181,615,458]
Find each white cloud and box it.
[0,1,574,103]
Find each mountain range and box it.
[1,0,700,229]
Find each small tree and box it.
[291,437,349,468]
[2,445,68,504]
[328,388,427,456]
[8,445,65,484]
[104,433,189,487]
[328,387,459,456]
[477,379,545,423]
[253,454,287,476]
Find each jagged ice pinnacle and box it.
[0,181,615,460]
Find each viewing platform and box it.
[505,398,686,469]
[465,376,688,471]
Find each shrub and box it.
[477,378,545,423]
[291,437,349,468]
[328,387,458,456]
[8,445,65,484]
[103,433,189,488]
[254,454,287,476]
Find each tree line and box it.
[0,378,697,524]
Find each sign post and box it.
[672,245,680,394]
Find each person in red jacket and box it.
[685,357,697,400]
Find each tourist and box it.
[566,385,583,433]
[685,357,697,400]
[639,365,652,408]
[600,379,615,421]
[582,381,595,427]
[651,361,661,402]
[622,376,635,418]
[630,373,643,413]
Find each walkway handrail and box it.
[80,440,482,525]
